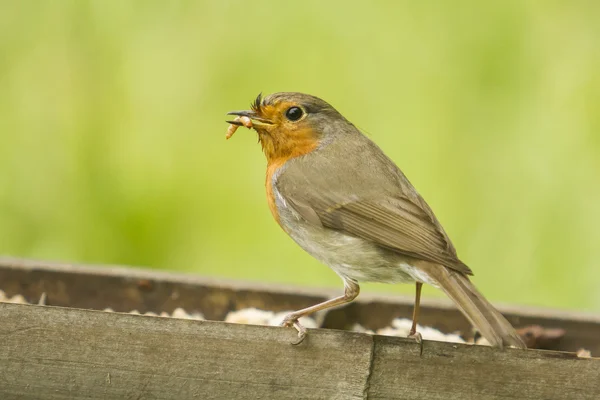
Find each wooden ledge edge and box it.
[1,302,597,361]
[1,256,599,324]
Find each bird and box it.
[225,92,526,350]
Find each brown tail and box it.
[423,265,526,349]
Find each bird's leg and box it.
[408,282,424,356]
[280,280,360,345]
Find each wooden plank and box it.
[0,303,373,400]
[0,303,598,400]
[1,257,599,353]
[369,335,600,400]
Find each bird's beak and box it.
[226,110,273,127]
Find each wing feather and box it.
[289,194,472,275]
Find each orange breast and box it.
[262,127,319,228]
[265,158,286,226]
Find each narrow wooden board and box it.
[369,335,599,400]
[0,303,373,400]
[0,303,598,400]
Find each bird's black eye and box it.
[285,107,303,121]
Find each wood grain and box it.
[369,335,599,400]
[0,303,598,399]
[0,303,372,400]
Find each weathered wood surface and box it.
[1,257,599,354]
[0,303,598,400]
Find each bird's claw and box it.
[408,332,423,356]
[290,321,307,345]
[280,315,307,345]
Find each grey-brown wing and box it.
[285,193,472,275]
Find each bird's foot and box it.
[280,314,307,345]
[408,331,423,356]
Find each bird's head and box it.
[226,92,350,163]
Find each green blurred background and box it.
[1,1,599,311]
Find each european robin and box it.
[226,92,525,349]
